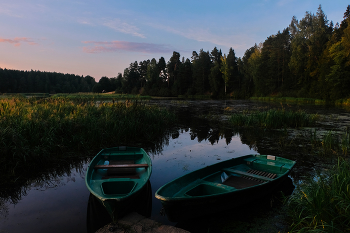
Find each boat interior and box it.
[171,156,289,198]
[89,151,150,197]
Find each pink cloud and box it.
[0,37,37,46]
[82,40,174,54]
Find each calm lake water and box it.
[0,132,256,233]
[1,100,349,233]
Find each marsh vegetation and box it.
[229,109,319,128]
[286,159,350,232]
[0,97,175,187]
[1,98,350,233]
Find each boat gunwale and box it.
[155,154,295,202]
[85,146,152,202]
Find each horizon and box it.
[0,1,347,81]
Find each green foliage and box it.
[209,47,224,98]
[229,109,318,128]
[0,97,175,173]
[327,17,350,100]
[305,128,350,157]
[51,93,151,100]
[178,94,211,99]
[250,96,327,104]
[335,98,350,106]
[0,68,97,93]
[192,49,212,95]
[220,54,230,95]
[286,159,350,232]
[254,29,292,96]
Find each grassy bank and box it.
[335,98,350,106]
[286,159,350,232]
[308,129,350,157]
[251,96,350,107]
[178,94,212,99]
[229,109,319,128]
[51,93,151,100]
[250,96,327,105]
[0,97,175,175]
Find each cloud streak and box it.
[103,19,145,38]
[82,40,174,54]
[147,22,253,52]
[0,37,37,47]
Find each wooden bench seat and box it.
[94,164,149,169]
[101,174,140,179]
[95,160,149,176]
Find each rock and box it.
[95,212,190,233]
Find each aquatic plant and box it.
[250,97,332,106]
[341,131,350,155]
[229,109,319,128]
[178,94,211,99]
[335,98,350,106]
[321,131,339,156]
[51,93,151,100]
[0,97,175,174]
[310,129,350,157]
[286,159,350,232]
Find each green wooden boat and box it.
[85,146,152,221]
[155,154,295,222]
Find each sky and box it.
[0,0,348,81]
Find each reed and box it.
[0,97,175,172]
[286,158,350,232]
[178,95,211,99]
[250,97,331,106]
[51,93,151,100]
[321,131,339,156]
[335,98,350,106]
[229,109,319,128]
[341,130,350,155]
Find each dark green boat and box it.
[85,146,152,221]
[155,154,295,222]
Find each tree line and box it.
[0,69,121,94]
[117,5,350,100]
[1,5,350,101]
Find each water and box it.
[0,130,255,233]
[1,100,349,233]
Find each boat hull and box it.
[85,146,152,221]
[160,171,291,221]
[155,154,295,222]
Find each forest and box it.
[1,5,350,101]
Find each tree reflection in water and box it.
[86,181,152,233]
[2,100,335,233]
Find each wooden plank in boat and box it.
[223,168,274,181]
[95,164,149,169]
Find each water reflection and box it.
[86,181,152,233]
[3,99,346,233]
[174,177,295,233]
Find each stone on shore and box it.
[96,212,190,233]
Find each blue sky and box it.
[0,0,348,81]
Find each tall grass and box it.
[335,98,350,106]
[307,129,350,157]
[229,109,319,128]
[250,96,330,105]
[341,130,350,155]
[286,159,350,232]
[0,97,175,171]
[51,93,151,100]
[178,94,211,99]
[250,97,320,104]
